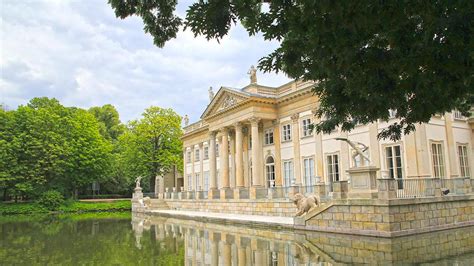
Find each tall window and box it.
[215,143,219,157]
[264,129,274,145]
[385,145,403,179]
[302,118,312,137]
[458,145,471,177]
[203,171,209,190]
[431,142,446,178]
[283,160,294,187]
[195,173,200,190]
[282,124,292,141]
[187,174,192,190]
[203,146,209,160]
[327,154,339,182]
[453,110,465,120]
[266,156,276,187]
[249,135,252,149]
[195,148,200,161]
[303,158,315,186]
[186,151,192,163]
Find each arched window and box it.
[266,156,276,187]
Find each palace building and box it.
[181,69,473,200]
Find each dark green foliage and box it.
[0,200,131,215]
[109,1,474,140]
[37,190,64,210]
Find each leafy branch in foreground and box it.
[109,1,473,140]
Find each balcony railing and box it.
[395,178,437,198]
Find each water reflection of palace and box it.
[132,213,474,265]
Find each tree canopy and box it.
[109,0,473,140]
[1,98,183,201]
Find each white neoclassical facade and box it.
[182,74,473,199]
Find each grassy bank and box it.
[0,200,131,215]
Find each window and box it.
[203,171,209,190]
[302,118,312,137]
[187,174,192,190]
[303,158,315,186]
[195,173,200,190]
[195,148,200,161]
[458,145,470,177]
[385,145,403,188]
[264,129,274,145]
[431,142,446,178]
[215,143,219,157]
[282,124,292,141]
[249,135,252,149]
[388,109,397,119]
[204,146,209,160]
[327,154,339,182]
[186,151,192,163]
[266,156,276,187]
[453,110,465,120]
[283,160,294,187]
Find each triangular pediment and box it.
[200,87,250,119]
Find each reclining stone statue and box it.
[293,193,319,216]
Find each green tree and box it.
[0,98,112,200]
[118,106,182,191]
[88,104,125,141]
[109,1,473,140]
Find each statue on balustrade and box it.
[293,193,319,216]
[336,137,371,166]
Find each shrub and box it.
[37,190,65,210]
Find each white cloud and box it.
[0,0,290,123]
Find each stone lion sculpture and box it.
[293,193,319,216]
[139,196,151,208]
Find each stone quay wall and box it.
[163,199,296,217]
[305,225,474,264]
[295,195,474,237]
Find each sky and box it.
[0,0,291,124]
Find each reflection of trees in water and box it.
[0,213,185,265]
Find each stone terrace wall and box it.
[163,199,296,217]
[305,225,474,264]
[296,195,474,237]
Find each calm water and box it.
[1,212,474,265]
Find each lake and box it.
[1,212,474,265]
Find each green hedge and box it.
[0,200,131,215]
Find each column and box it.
[222,237,232,266]
[291,113,302,185]
[250,117,262,187]
[273,120,283,186]
[313,115,324,180]
[220,127,232,199]
[445,113,459,177]
[191,146,195,191]
[415,124,431,177]
[235,122,244,187]
[229,131,236,188]
[369,122,381,177]
[242,129,250,187]
[183,147,187,191]
[220,128,230,187]
[208,131,219,199]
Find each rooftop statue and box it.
[336,138,370,166]
[208,86,214,101]
[247,65,257,84]
[183,114,189,126]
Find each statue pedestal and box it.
[347,166,379,199]
[133,187,143,199]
